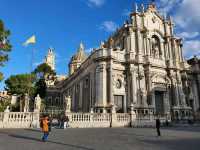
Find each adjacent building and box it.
[187,56,200,118]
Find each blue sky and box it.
[0,0,200,90]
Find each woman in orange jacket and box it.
[41,115,49,142]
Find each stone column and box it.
[152,89,156,109]
[90,73,93,108]
[136,29,143,61]
[167,38,173,63]
[95,63,107,110]
[72,86,76,111]
[109,60,114,105]
[174,83,180,106]
[160,42,165,60]
[130,66,137,105]
[130,30,136,52]
[164,87,171,114]
[145,38,150,56]
[145,69,152,106]
[123,94,127,113]
[79,81,83,110]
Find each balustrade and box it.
[0,112,38,128]
[0,111,170,128]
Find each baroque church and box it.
[44,3,200,120]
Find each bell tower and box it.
[45,47,55,70]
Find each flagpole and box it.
[23,35,36,112]
[27,46,34,112]
[30,48,34,73]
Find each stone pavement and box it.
[0,127,200,150]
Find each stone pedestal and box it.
[31,112,40,128]
[130,103,136,127]
[110,104,117,127]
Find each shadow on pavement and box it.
[9,134,94,150]
[162,126,200,132]
[140,138,200,150]
[24,128,41,133]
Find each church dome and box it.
[71,42,87,63]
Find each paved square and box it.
[0,127,200,150]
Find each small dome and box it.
[71,43,87,62]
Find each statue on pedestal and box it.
[24,93,30,112]
[65,96,71,113]
[100,41,105,49]
[90,107,94,113]
[138,88,148,107]
[34,94,41,112]
[111,104,116,113]
[4,106,10,112]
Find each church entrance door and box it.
[155,91,164,115]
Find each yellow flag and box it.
[23,35,36,46]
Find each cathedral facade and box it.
[45,3,200,120]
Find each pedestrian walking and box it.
[63,115,69,129]
[59,115,64,129]
[41,115,50,142]
[156,118,161,136]
[48,115,52,132]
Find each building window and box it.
[48,97,52,106]
[85,78,89,88]
[55,97,59,105]
[76,84,79,93]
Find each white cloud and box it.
[158,0,200,58]
[183,40,200,58]
[173,0,200,31]
[157,0,182,15]
[100,21,118,32]
[177,32,199,39]
[87,0,105,7]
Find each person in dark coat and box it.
[156,118,161,136]
[48,115,52,132]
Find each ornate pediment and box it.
[151,73,171,84]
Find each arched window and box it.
[55,97,59,105]
[48,97,52,106]
[85,78,89,88]
[151,35,161,59]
